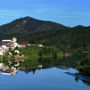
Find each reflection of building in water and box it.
[0,62,19,76]
[11,66,17,76]
[0,63,3,69]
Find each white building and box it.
[2,38,19,48]
[38,44,44,47]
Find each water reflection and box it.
[0,62,19,76]
[57,67,90,86]
[0,62,43,76]
[64,70,90,86]
[0,59,90,85]
[0,57,90,87]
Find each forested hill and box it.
[0,16,68,34]
[41,25,90,48]
[0,16,90,49]
[25,25,90,49]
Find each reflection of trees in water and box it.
[19,57,90,86]
[75,77,90,86]
[81,80,90,86]
[18,46,90,76]
[17,54,90,76]
[20,68,37,74]
[64,71,90,86]
[1,50,90,85]
[75,77,79,82]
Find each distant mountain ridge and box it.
[0,16,69,35]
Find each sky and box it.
[0,0,90,27]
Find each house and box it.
[0,63,3,69]
[2,40,12,46]
[38,44,44,47]
[2,37,19,48]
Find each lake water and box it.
[0,67,90,90]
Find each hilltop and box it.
[0,16,69,35]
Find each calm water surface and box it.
[0,67,90,90]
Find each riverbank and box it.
[0,45,90,76]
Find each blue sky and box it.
[0,0,90,27]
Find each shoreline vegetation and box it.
[0,45,90,76]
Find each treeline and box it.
[28,26,90,49]
[1,25,90,49]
